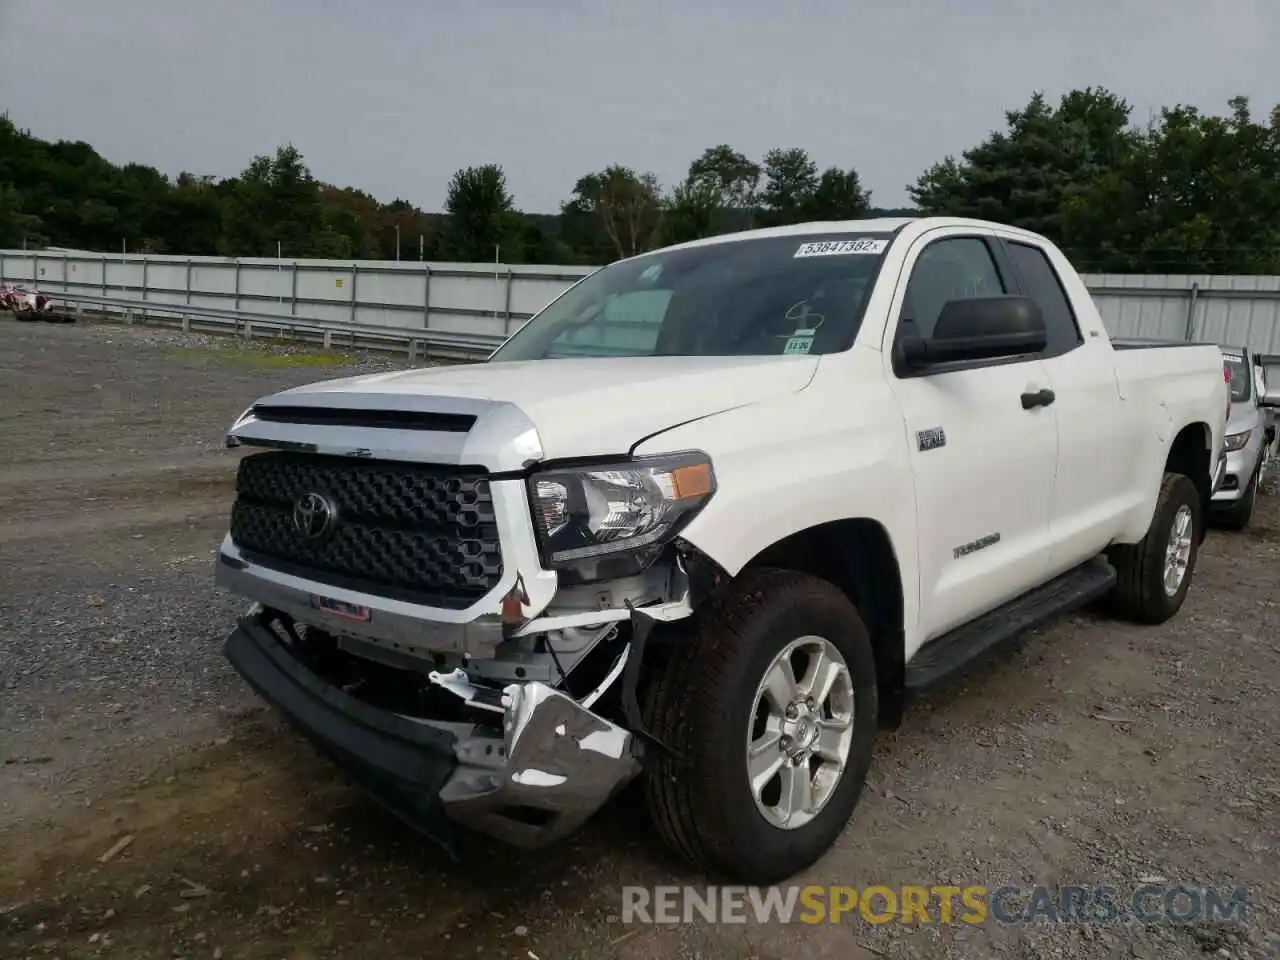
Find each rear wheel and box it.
[642,567,878,884]
[1106,472,1203,624]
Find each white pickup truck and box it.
[217,217,1229,884]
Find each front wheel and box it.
[642,567,878,884]
[1106,472,1203,624]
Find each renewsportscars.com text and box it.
[621,884,1249,926]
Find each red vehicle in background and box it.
[1,283,68,321]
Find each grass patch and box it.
[163,343,359,369]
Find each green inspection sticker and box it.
[783,335,815,355]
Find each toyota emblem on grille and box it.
[292,492,337,540]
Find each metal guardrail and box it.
[24,291,506,362]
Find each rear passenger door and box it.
[885,230,1060,645]
[997,238,1136,573]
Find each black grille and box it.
[229,452,502,608]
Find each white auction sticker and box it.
[794,238,888,258]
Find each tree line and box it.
[2,88,1278,274]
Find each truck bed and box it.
[1108,339,1226,459]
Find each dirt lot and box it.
[1,318,1278,960]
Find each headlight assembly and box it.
[527,452,716,580]
[1224,430,1251,453]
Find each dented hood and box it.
[256,355,818,461]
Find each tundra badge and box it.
[917,427,947,452]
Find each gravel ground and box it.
[1,318,1278,960]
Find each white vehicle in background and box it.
[1211,346,1280,529]
[216,217,1229,884]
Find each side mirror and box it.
[898,295,1047,370]
[1258,354,1280,408]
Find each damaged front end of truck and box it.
[215,390,725,856]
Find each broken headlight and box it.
[527,452,716,581]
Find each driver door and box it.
[885,231,1060,644]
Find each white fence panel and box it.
[5,251,1280,357]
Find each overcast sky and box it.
[1,0,1276,213]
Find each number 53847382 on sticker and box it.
[794,238,888,258]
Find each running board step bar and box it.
[904,555,1117,692]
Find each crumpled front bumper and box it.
[223,610,641,853]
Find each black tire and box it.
[1214,466,1258,531]
[1106,472,1203,624]
[642,567,878,884]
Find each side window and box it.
[1005,242,1083,354]
[546,289,672,357]
[899,238,1006,339]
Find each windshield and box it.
[488,233,893,361]
[1224,355,1251,402]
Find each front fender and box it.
[633,382,919,634]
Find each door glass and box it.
[900,238,1005,338]
[1222,355,1250,402]
[1006,241,1083,354]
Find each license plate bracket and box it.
[310,595,372,622]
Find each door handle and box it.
[1021,388,1056,410]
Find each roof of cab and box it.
[646,216,1043,257]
